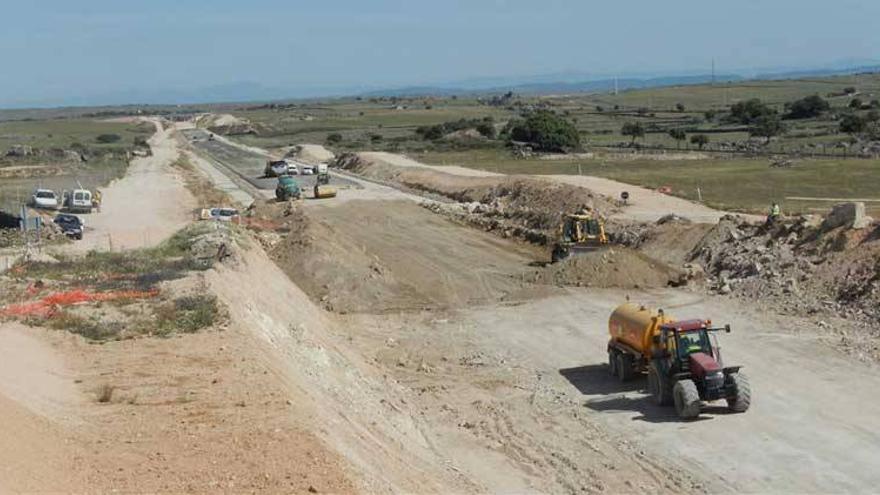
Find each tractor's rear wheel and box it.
[607,351,618,377]
[726,372,751,413]
[616,353,634,382]
[648,365,672,406]
[673,379,701,419]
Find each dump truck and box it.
[313,171,337,199]
[550,210,608,263]
[607,303,751,419]
[275,176,301,201]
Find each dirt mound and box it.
[284,144,335,164]
[248,199,543,313]
[535,247,685,289]
[335,152,617,238]
[195,113,257,136]
[691,214,880,359]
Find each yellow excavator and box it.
[550,209,609,263]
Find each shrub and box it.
[840,114,867,134]
[96,133,121,144]
[416,117,496,141]
[620,121,645,144]
[675,103,686,112]
[508,110,580,151]
[704,109,717,121]
[785,95,829,119]
[325,133,343,145]
[729,98,776,125]
[690,134,709,149]
[849,98,863,109]
[749,114,785,142]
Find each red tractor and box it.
[608,303,751,419]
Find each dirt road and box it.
[69,119,195,253]
[358,151,758,223]
[283,193,880,492]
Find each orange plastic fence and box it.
[0,288,159,318]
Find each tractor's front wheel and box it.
[726,372,751,413]
[673,379,701,419]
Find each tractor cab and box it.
[658,319,726,366]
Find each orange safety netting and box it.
[0,288,159,318]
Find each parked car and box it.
[53,213,83,240]
[62,189,92,213]
[287,162,300,175]
[301,164,315,175]
[30,189,59,210]
[209,207,240,222]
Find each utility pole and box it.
[711,59,716,85]
[614,76,619,96]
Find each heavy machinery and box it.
[550,211,608,263]
[265,160,290,178]
[313,171,337,199]
[607,303,751,419]
[275,175,301,201]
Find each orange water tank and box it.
[608,303,675,358]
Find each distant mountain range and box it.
[3,62,880,109]
[359,64,880,98]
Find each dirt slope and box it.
[268,199,544,313]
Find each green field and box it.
[417,149,880,215]
[229,73,880,156]
[0,118,155,212]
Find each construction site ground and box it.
[1,120,879,493]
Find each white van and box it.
[64,189,92,213]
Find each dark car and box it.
[54,213,83,240]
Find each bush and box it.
[690,134,709,149]
[749,114,785,142]
[475,122,496,139]
[675,103,685,112]
[729,98,776,125]
[325,133,343,145]
[840,114,867,134]
[704,109,717,121]
[668,128,686,141]
[844,86,857,95]
[849,98,863,109]
[620,121,645,143]
[96,133,121,144]
[507,110,580,151]
[416,117,496,141]
[157,295,220,334]
[785,95,829,119]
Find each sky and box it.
[2,0,880,107]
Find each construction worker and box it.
[766,202,780,225]
[93,189,103,213]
